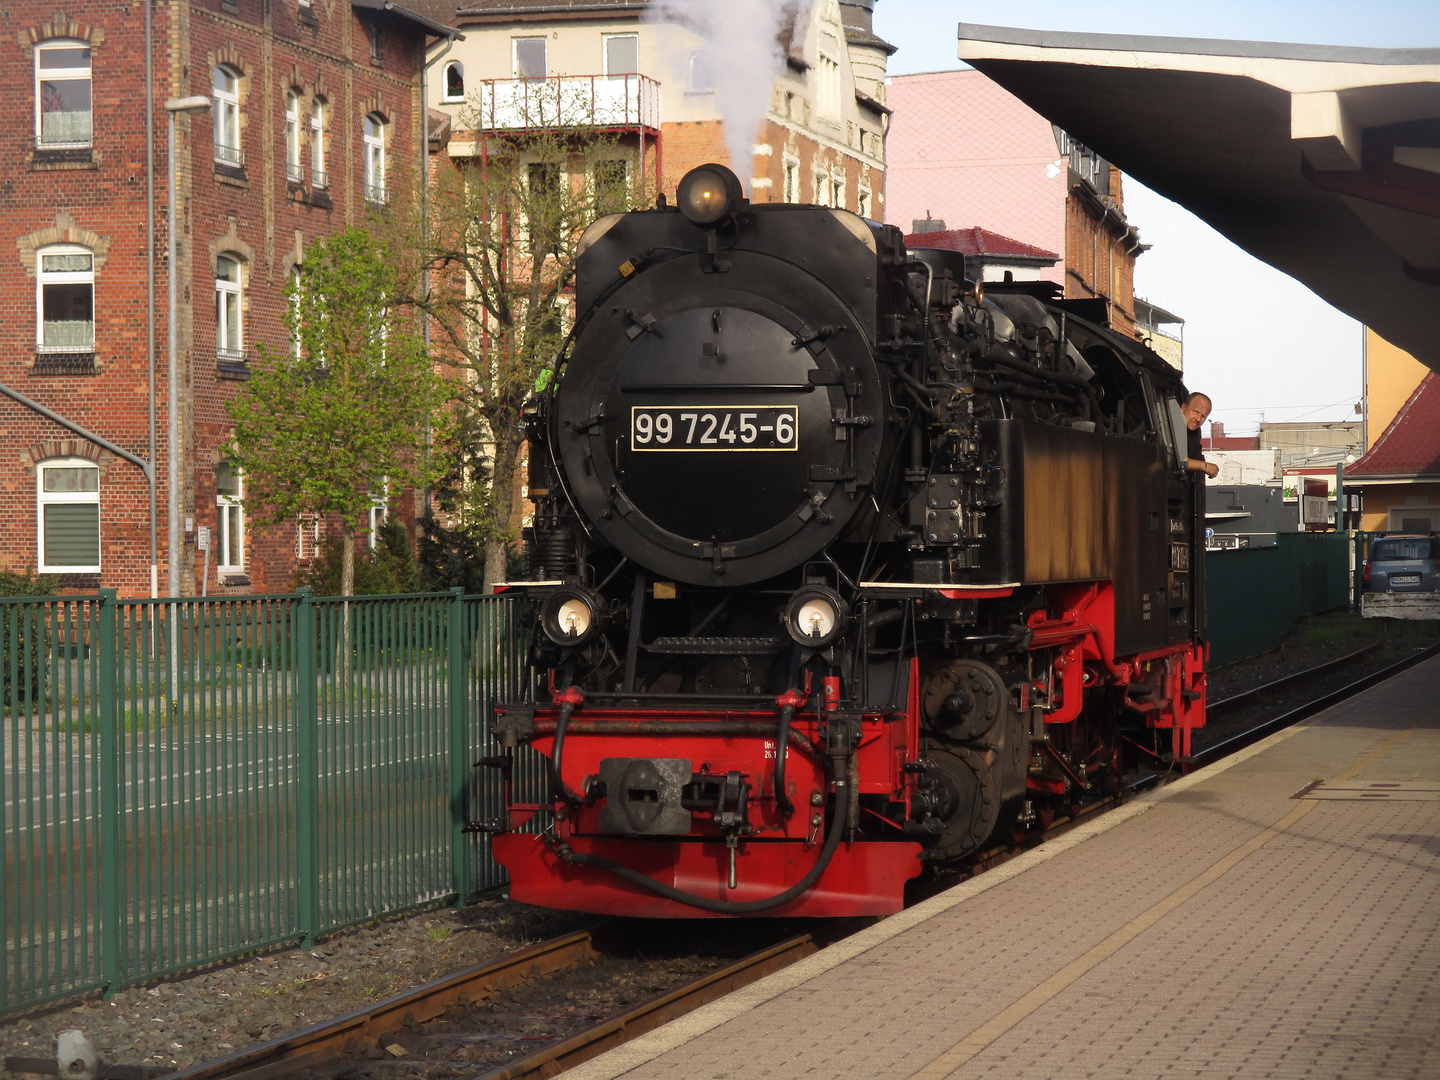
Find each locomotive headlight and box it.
[541,587,605,646]
[677,163,743,226]
[784,586,848,648]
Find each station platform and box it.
[567,655,1440,1080]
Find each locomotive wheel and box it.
[921,660,1007,742]
[918,747,999,861]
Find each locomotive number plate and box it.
[630,405,799,451]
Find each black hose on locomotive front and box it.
[552,740,853,915]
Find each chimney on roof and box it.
[839,0,877,34]
[911,212,946,234]
[1210,421,1224,441]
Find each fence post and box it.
[295,588,320,946]
[97,589,121,992]
[447,587,468,905]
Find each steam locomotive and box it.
[486,163,1206,917]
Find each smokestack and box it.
[1210,421,1224,441]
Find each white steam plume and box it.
[647,0,814,193]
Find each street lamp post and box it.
[165,95,211,599]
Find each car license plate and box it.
[1392,574,1421,585]
[630,405,799,451]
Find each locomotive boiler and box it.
[485,163,1206,917]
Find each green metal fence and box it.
[1,589,526,1016]
[1205,532,1353,665]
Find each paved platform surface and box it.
[568,654,1440,1080]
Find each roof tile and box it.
[1347,371,1440,478]
[903,226,1058,260]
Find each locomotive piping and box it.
[553,747,851,915]
[549,697,583,805]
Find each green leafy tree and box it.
[405,130,647,589]
[1,569,58,708]
[227,227,449,597]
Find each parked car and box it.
[1361,534,1440,619]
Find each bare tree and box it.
[407,129,646,589]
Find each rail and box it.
[13,639,1435,1080]
[160,931,598,1080]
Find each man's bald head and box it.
[1183,392,1213,431]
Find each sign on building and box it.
[1301,478,1332,531]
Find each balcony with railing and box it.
[34,336,96,376]
[469,74,661,135]
[37,109,92,149]
[215,142,245,168]
[216,345,249,380]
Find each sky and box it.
[870,1,1440,435]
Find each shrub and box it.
[298,518,422,597]
[1,569,59,708]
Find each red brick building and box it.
[0,1,457,597]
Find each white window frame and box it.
[35,40,92,149]
[603,33,638,78]
[857,185,872,219]
[368,479,388,550]
[832,177,845,210]
[363,113,386,204]
[284,89,303,182]
[288,265,303,359]
[687,52,712,93]
[513,36,546,79]
[310,97,327,188]
[297,513,323,560]
[37,458,100,574]
[442,60,464,102]
[216,255,244,360]
[36,243,95,353]
[814,173,829,207]
[216,462,244,573]
[783,159,798,203]
[214,65,242,166]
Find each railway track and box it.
[14,640,1436,1080]
[150,922,862,1080]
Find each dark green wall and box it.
[1205,532,1352,665]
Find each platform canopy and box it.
[956,24,1440,371]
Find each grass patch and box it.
[1296,611,1440,649]
[47,707,162,734]
[425,927,452,943]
